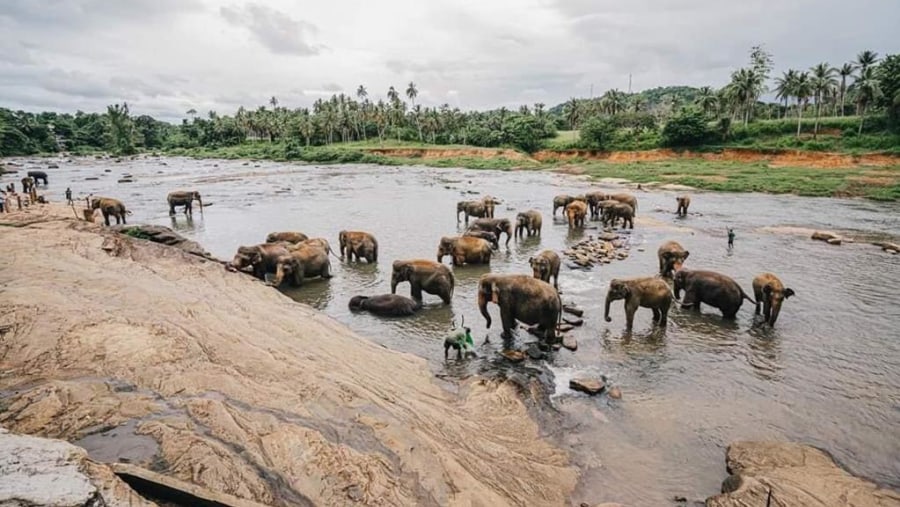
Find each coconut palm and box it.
[856,50,879,73]
[792,72,812,138]
[837,63,856,116]
[851,67,883,135]
[810,63,838,138]
[405,82,422,141]
[774,70,797,119]
[269,96,279,109]
[565,97,580,136]
[694,86,718,118]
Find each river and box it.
[6,155,900,505]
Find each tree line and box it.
[1,48,897,157]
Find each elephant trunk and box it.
[604,294,613,322]
[437,249,444,263]
[478,288,492,328]
[505,224,513,246]
[770,300,782,325]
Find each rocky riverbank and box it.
[0,204,576,506]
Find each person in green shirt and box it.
[444,326,475,360]
[728,228,735,249]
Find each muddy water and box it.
[6,155,900,504]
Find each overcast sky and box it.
[1,0,897,122]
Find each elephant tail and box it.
[740,287,756,305]
[448,270,456,298]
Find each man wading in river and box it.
[728,228,735,249]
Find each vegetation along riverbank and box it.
[2,47,899,199]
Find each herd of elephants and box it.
[82,186,795,359]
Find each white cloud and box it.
[0,0,897,122]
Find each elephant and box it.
[603,203,634,229]
[295,237,339,259]
[437,236,492,266]
[27,170,48,185]
[457,196,495,224]
[752,273,795,326]
[339,230,378,263]
[348,294,421,317]
[673,269,755,319]
[604,277,673,332]
[231,243,293,280]
[477,274,561,342]
[529,250,560,289]
[596,199,620,217]
[467,218,513,246]
[585,191,608,219]
[566,200,588,228]
[552,195,575,216]
[266,231,309,244]
[167,190,202,216]
[610,193,638,215]
[463,229,499,250]
[515,210,542,237]
[658,240,690,278]
[20,177,34,193]
[391,259,455,304]
[91,197,131,226]
[676,195,691,217]
[268,242,333,287]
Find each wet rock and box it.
[118,178,133,183]
[85,177,99,180]
[104,168,111,172]
[0,427,153,506]
[570,378,605,395]
[706,441,900,506]
[551,343,562,351]
[563,317,584,326]
[598,232,618,241]
[558,323,575,333]
[563,305,584,317]
[826,238,842,245]
[811,231,842,243]
[562,336,577,351]
[48,163,59,169]
[526,344,546,360]
[607,386,622,399]
[500,349,526,363]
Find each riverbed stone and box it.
[607,386,622,399]
[706,441,900,506]
[570,378,605,395]
[526,344,546,360]
[562,336,578,351]
[826,237,842,245]
[598,232,618,241]
[500,349,526,363]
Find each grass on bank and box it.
[579,159,900,201]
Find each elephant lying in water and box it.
[391,259,455,304]
[349,294,421,316]
[477,273,561,342]
[674,269,755,319]
[604,277,673,332]
[752,273,795,326]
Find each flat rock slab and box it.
[570,378,605,395]
[562,336,578,351]
[706,441,900,506]
[563,305,584,317]
[110,224,214,260]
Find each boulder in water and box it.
[570,378,605,395]
[562,336,578,351]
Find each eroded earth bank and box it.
[2,204,899,507]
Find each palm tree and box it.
[356,85,367,101]
[405,82,422,142]
[269,96,279,109]
[694,86,718,117]
[774,70,797,119]
[852,67,883,135]
[810,63,838,138]
[856,50,879,73]
[185,108,197,119]
[837,63,856,116]
[793,72,812,138]
[730,68,764,125]
[565,98,580,137]
[533,103,545,118]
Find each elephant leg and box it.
[659,305,669,327]
[681,289,698,309]
[499,307,515,339]
[269,262,287,287]
[410,283,424,302]
[169,204,176,216]
[754,296,761,314]
[625,303,637,331]
[322,260,333,279]
[104,212,111,226]
[453,253,465,266]
[763,301,772,323]
[652,308,661,321]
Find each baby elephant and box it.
[349,294,421,317]
[463,229,500,250]
[604,277,673,332]
[339,230,378,263]
[752,273,795,326]
[676,195,691,217]
[529,250,561,289]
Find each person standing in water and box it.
[65,187,73,204]
[727,228,735,249]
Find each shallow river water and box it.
[6,155,900,504]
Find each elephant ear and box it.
[784,288,795,298]
[621,285,632,298]
[763,284,774,295]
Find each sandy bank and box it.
[0,204,576,506]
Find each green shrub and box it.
[579,117,617,150]
[662,109,712,147]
